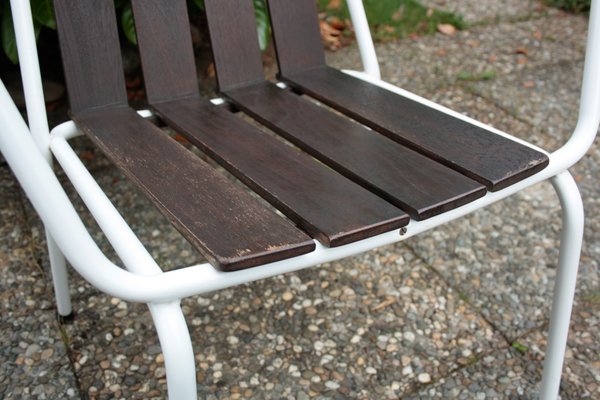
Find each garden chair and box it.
[0,0,598,398]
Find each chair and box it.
[0,0,598,398]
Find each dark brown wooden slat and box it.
[266,0,326,76]
[266,0,549,190]
[224,82,486,219]
[281,67,550,191]
[151,97,409,246]
[73,107,315,271]
[130,0,199,103]
[203,0,266,91]
[54,0,127,114]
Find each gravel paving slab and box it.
[52,234,502,398]
[405,181,562,341]
[517,299,600,398]
[472,60,586,149]
[419,0,547,24]
[326,13,588,93]
[0,166,79,399]
[406,346,541,399]
[185,250,501,399]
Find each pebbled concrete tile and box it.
[0,166,79,399]
[420,0,548,24]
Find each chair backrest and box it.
[54,0,127,114]
[202,0,267,91]
[130,0,200,103]
[265,0,327,76]
[202,0,326,89]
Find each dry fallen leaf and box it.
[515,47,529,55]
[328,16,345,30]
[206,62,215,78]
[437,23,457,36]
[320,20,343,50]
[488,54,498,62]
[533,30,543,40]
[522,80,536,89]
[327,0,342,10]
[392,5,405,21]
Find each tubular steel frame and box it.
[1,0,598,398]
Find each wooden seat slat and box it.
[266,0,549,191]
[224,82,486,219]
[132,0,409,245]
[152,97,410,246]
[73,107,316,271]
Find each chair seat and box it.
[55,0,549,272]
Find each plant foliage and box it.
[1,0,270,64]
[544,0,591,12]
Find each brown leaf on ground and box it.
[522,80,536,89]
[327,0,342,10]
[80,150,95,161]
[206,62,215,78]
[173,134,190,144]
[437,23,457,36]
[372,296,396,312]
[320,20,343,50]
[515,47,529,55]
[328,16,345,31]
[392,5,405,21]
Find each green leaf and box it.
[2,0,18,64]
[254,0,269,51]
[121,2,137,45]
[30,0,56,29]
[192,0,205,10]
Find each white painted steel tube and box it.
[346,0,381,79]
[540,172,584,400]
[11,0,72,316]
[552,0,600,168]
[36,118,596,303]
[149,302,197,400]
[47,237,72,316]
[50,130,162,276]
[10,0,50,158]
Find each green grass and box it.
[511,341,529,354]
[456,69,497,82]
[319,0,466,40]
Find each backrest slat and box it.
[131,0,199,103]
[54,0,127,114]
[267,0,326,76]
[204,0,265,91]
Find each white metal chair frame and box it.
[1,0,598,398]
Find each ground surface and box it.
[1,0,599,398]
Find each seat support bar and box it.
[541,172,585,399]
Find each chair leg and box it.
[46,230,72,317]
[148,301,197,400]
[540,172,584,400]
